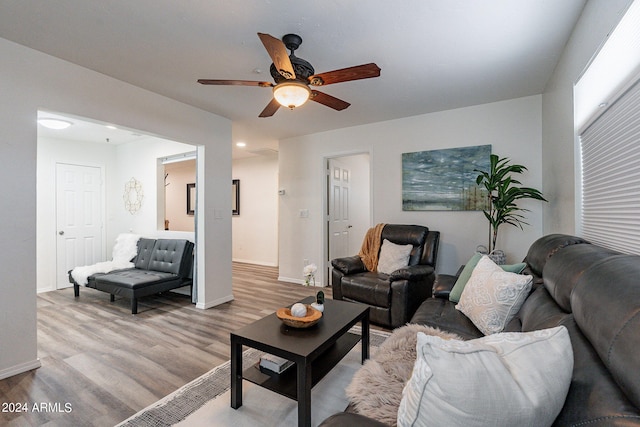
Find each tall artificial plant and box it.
[475,154,547,253]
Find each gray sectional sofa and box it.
[70,238,194,314]
[321,234,640,426]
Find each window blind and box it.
[579,77,640,254]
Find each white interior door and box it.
[56,163,103,289]
[328,159,352,278]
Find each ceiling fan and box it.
[198,33,381,118]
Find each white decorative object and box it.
[303,263,317,286]
[397,326,573,427]
[310,302,324,313]
[377,239,413,274]
[123,177,144,214]
[290,303,307,318]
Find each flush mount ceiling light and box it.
[38,118,73,130]
[272,80,311,109]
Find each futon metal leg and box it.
[74,284,79,297]
[131,298,138,314]
[110,294,115,302]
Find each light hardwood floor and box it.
[0,263,377,427]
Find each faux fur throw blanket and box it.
[358,223,386,271]
[71,233,141,286]
[346,324,461,426]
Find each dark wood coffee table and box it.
[230,297,370,427]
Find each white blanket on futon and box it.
[71,233,141,286]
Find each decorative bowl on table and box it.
[276,304,322,328]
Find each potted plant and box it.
[475,154,547,256]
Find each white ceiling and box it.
[2,0,586,158]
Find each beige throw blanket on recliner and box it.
[358,223,386,272]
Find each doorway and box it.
[325,152,371,285]
[37,110,201,294]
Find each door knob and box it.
[58,231,65,235]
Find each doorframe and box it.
[322,150,373,286]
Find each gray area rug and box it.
[117,326,389,427]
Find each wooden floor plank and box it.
[0,263,375,426]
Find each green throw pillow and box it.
[501,262,527,274]
[449,253,483,303]
[448,253,527,303]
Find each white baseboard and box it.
[0,358,41,380]
[195,294,234,310]
[277,276,326,287]
[232,258,278,267]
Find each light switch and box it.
[299,209,309,218]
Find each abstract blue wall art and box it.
[402,145,491,211]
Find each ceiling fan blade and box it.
[197,79,273,87]
[259,98,281,118]
[309,63,381,86]
[257,33,295,80]
[310,90,350,111]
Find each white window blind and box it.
[580,77,640,254]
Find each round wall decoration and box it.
[123,177,144,214]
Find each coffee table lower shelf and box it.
[242,331,361,400]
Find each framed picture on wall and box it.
[186,183,195,215]
[232,179,240,215]
[402,144,491,211]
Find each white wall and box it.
[0,37,232,380]
[112,138,195,240]
[279,95,544,280]
[232,155,279,266]
[541,0,633,234]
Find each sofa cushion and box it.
[94,269,178,289]
[134,238,156,270]
[456,256,532,335]
[377,239,413,275]
[410,298,483,340]
[340,273,391,308]
[572,255,640,410]
[148,239,192,276]
[542,243,620,312]
[397,326,573,427]
[524,233,590,277]
[380,225,429,266]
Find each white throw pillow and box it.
[456,255,532,335]
[397,326,574,427]
[377,239,413,274]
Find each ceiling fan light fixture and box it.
[273,81,311,109]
